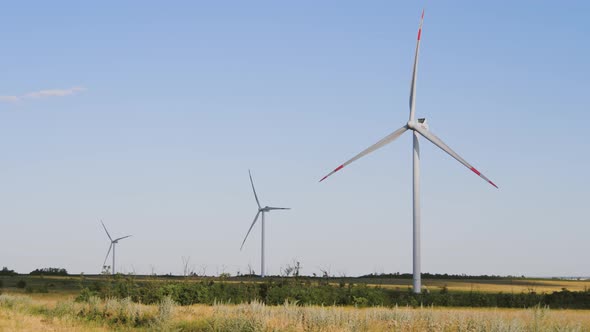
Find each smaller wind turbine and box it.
[101,221,132,275]
[240,170,290,278]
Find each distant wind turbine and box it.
[101,221,132,275]
[319,10,498,294]
[240,170,290,278]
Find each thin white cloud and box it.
[0,96,19,102]
[0,87,86,102]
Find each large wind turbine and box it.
[241,170,290,278]
[319,10,497,293]
[101,221,132,275]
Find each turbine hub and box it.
[407,121,416,130]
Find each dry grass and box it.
[0,309,108,331]
[0,293,160,331]
[174,301,590,331]
[0,295,108,331]
[362,278,590,293]
[2,292,589,331]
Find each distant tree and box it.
[101,266,111,275]
[181,256,195,277]
[198,264,208,277]
[294,261,302,278]
[246,264,255,276]
[0,267,17,276]
[281,260,302,278]
[281,264,294,277]
[29,267,68,276]
[318,266,331,278]
[357,272,505,280]
[16,279,26,289]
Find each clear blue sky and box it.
[1,1,589,277]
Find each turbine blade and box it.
[103,243,112,268]
[101,220,113,241]
[115,235,132,241]
[414,126,498,188]
[249,170,261,209]
[240,210,261,250]
[267,207,290,210]
[319,126,408,182]
[409,9,425,121]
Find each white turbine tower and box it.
[319,10,498,294]
[101,221,132,275]
[241,170,290,278]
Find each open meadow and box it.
[1,275,590,331]
[1,292,590,331]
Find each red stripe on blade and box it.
[470,167,481,176]
[488,180,498,189]
[417,29,421,40]
[319,165,344,182]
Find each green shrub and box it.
[85,277,590,309]
[16,279,27,289]
[38,283,49,293]
[75,287,97,302]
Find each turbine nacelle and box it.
[407,118,428,131]
[259,206,290,212]
[417,118,429,131]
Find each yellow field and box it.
[363,278,590,293]
[1,292,589,331]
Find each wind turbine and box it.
[240,170,290,278]
[101,221,132,275]
[319,10,497,294]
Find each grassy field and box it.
[1,291,590,331]
[3,274,590,294]
[1,274,589,330]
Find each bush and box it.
[16,280,27,289]
[75,287,97,303]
